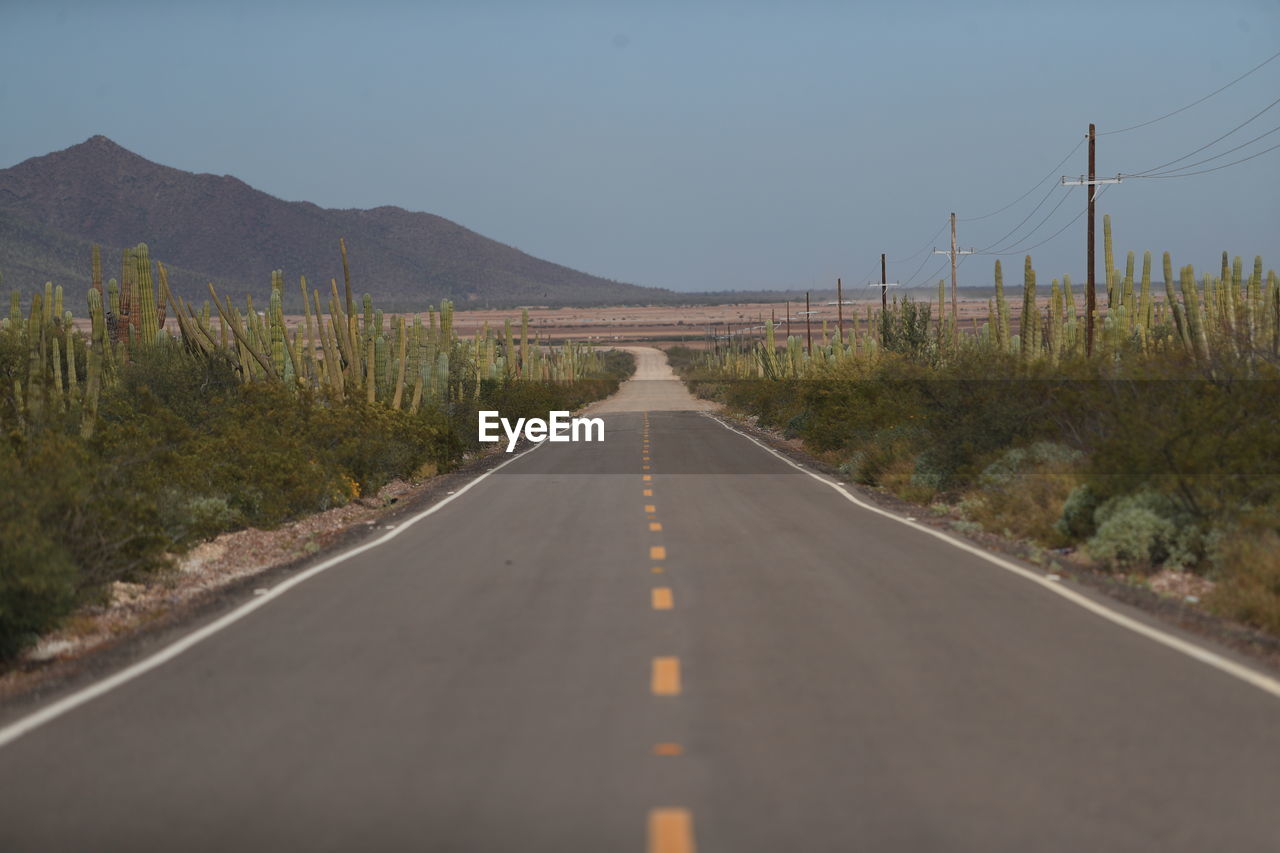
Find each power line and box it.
[1125,93,1280,176]
[984,185,1113,257]
[1124,140,1280,179]
[906,250,975,289]
[853,259,881,289]
[904,252,947,288]
[974,181,1059,252]
[958,136,1085,222]
[902,239,950,286]
[889,221,948,263]
[1135,121,1280,176]
[1099,48,1280,136]
[981,186,1078,255]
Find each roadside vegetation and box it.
[668,219,1280,638]
[0,242,633,659]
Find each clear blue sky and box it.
[2,0,1277,292]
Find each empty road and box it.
[1,347,1277,852]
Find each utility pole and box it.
[786,300,791,338]
[880,253,888,311]
[933,213,974,324]
[805,291,812,355]
[1087,124,1095,356]
[836,278,844,345]
[950,212,957,320]
[1062,124,1122,357]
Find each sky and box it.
[1,0,1278,293]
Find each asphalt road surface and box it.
[1,348,1277,852]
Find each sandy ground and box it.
[69,294,1093,345]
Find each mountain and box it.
[0,136,673,308]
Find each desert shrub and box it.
[783,408,811,439]
[1086,490,1203,570]
[879,298,936,362]
[1076,371,1280,520]
[114,343,241,424]
[1056,484,1101,540]
[910,449,952,492]
[171,495,244,543]
[1208,510,1280,634]
[0,428,173,655]
[959,442,1083,545]
[0,451,79,657]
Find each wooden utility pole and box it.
[933,217,974,325]
[1087,122,1097,356]
[1062,124,1121,357]
[786,300,791,338]
[805,291,812,355]
[950,213,958,320]
[880,253,888,311]
[836,278,844,345]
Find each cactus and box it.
[994,259,1010,353]
[81,341,101,439]
[1103,214,1115,308]
[64,327,79,404]
[269,271,286,379]
[1020,256,1038,361]
[50,337,65,412]
[1179,266,1211,362]
[9,289,22,332]
[520,308,530,377]
[135,244,160,347]
[366,334,377,403]
[1119,251,1133,333]
[392,317,409,409]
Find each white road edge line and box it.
[0,442,546,750]
[706,413,1280,701]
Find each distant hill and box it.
[0,135,674,308]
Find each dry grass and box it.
[1210,526,1280,634]
[959,461,1082,547]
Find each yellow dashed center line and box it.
[641,417,689,853]
[648,808,695,853]
[650,657,681,696]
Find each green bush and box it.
[1086,490,1202,570]
[0,343,631,660]
[0,453,78,658]
[1056,484,1100,540]
[958,442,1083,546]
[1208,510,1280,634]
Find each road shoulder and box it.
[706,409,1280,677]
